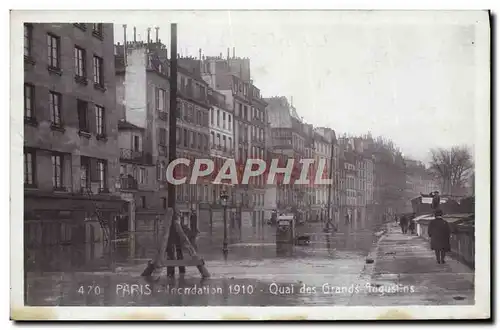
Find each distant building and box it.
[178,51,268,239]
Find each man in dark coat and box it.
[400,214,408,234]
[431,191,441,210]
[428,209,451,264]
[408,213,416,235]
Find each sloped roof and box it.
[118,120,144,131]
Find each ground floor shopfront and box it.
[24,191,128,248]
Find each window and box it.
[92,23,103,37]
[97,160,107,190]
[228,115,232,131]
[176,102,182,118]
[95,105,105,136]
[159,128,167,146]
[216,133,221,147]
[228,137,232,150]
[133,135,140,151]
[47,34,60,69]
[74,46,86,78]
[190,131,195,148]
[197,133,202,149]
[120,165,126,175]
[222,136,226,151]
[139,167,146,184]
[24,150,36,186]
[77,99,89,131]
[162,197,167,209]
[176,127,181,146]
[197,110,202,125]
[210,109,214,125]
[141,196,146,208]
[216,109,220,127]
[156,88,167,111]
[80,156,90,190]
[183,129,188,147]
[49,91,62,126]
[52,153,63,189]
[24,84,34,119]
[210,132,215,145]
[24,24,32,57]
[222,112,226,129]
[93,56,104,86]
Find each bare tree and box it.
[429,146,474,195]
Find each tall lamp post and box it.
[220,190,229,257]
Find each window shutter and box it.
[89,104,97,134]
[90,158,99,182]
[155,87,159,110]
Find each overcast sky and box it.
[113,11,483,162]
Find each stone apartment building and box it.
[115,40,212,232]
[265,96,309,217]
[114,40,170,232]
[178,52,268,239]
[312,131,330,221]
[24,23,126,248]
[314,127,339,226]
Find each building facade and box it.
[115,40,170,231]
[179,53,268,240]
[24,23,126,247]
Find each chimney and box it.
[122,24,127,66]
[155,26,159,43]
[133,26,136,42]
[232,47,235,58]
[227,48,230,59]
[199,48,202,60]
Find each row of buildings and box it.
[23,23,440,247]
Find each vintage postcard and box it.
[11,9,490,320]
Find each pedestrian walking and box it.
[408,214,416,235]
[400,214,408,234]
[428,209,451,264]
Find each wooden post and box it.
[141,23,209,278]
[141,208,173,276]
[173,221,210,278]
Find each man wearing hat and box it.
[427,209,451,264]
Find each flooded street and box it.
[25,222,381,306]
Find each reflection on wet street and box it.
[25,222,382,306]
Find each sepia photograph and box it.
[10,9,490,320]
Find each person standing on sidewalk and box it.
[399,214,408,234]
[428,209,451,264]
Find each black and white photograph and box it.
[10,9,490,320]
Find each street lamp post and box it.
[220,190,229,257]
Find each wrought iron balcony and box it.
[120,148,153,164]
[120,175,138,190]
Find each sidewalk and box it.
[348,223,474,306]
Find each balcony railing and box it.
[120,176,138,190]
[120,148,153,164]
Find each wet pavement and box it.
[25,221,385,306]
[348,223,475,306]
